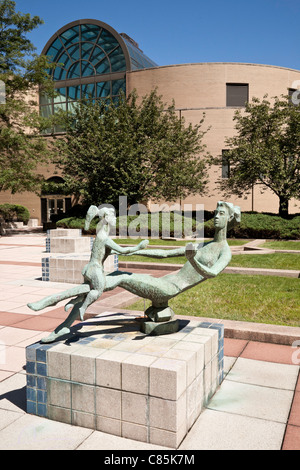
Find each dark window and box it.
[222,150,230,178]
[226,84,249,107]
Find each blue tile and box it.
[27,374,37,388]
[37,403,47,417]
[27,400,37,415]
[26,387,37,401]
[26,361,36,374]
[36,362,47,376]
[36,343,54,362]
[26,343,40,361]
[37,389,47,404]
[37,376,47,390]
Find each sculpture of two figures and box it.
[28,201,241,343]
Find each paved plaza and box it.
[0,233,299,450]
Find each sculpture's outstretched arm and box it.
[128,245,187,258]
[106,238,149,255]
[185,243,231,278]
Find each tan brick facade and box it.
[2,61,300,223]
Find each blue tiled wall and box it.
[26,342,53,417]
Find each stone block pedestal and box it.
[26,315,224,448]
[42,253,118,283]
[42,228,118,282]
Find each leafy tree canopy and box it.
[54,90,211,207]
[0,0,55,194]
[213,95,300,217]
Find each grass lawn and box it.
[126,273,300,327]
[262,240,300,250]
[118,252,300,270]
[113,238,252,246]
[229,253,300,270]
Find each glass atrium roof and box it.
[40,20,157,131]
[43,20,158,82]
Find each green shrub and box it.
[204,212,300,239]
[56,211,300,239]
[0,204,30,224]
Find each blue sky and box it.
[15,0,300,70]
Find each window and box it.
[226,84,249,107]
[40,20,157,132]
[222,150,230,178]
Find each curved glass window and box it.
[40,20,157,132]
[45,23,127,84]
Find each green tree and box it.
[214,95,300,217]
[0,0,55,194]
[54,90,210,207]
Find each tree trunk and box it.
[278,195,289,218]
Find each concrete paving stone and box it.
[207,379,294,423]
[0,346,26,373]
[297,375,300,392]
[9,316,63,332]
[226,357,299,390]
[0,408,23,431]
[0,413,93,450]
[0,326,44,346]
[241,341,298,365]
[281,425,300,450]
[224,356,237,375]
[0,301,29,312]
[288,391,300,427]
[0,312,34,327]
[8,305,44,315]
[14,332,47,347]
[9,293,45,304]
[0,372,26,412]
[179,408,286,450]
[0,370,15,382]
[224,338,248,357]
[77,428,171,450]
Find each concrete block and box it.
[72,382,95,414]
[96,350,131,389]
[70,347,101,385]
[96,416,121,436]
[26,315,224,448]
[149,357,187,400]
[121,391,148,425]
[96,387,121,420]
[122,354,156,394]
[149,392,187,432]
[122,422,148,443]
[48,379,71,409]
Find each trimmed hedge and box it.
[56,210,300,239]
[204,212,300,239]
[0,204,30,224]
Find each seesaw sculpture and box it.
[28,201,240,342]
